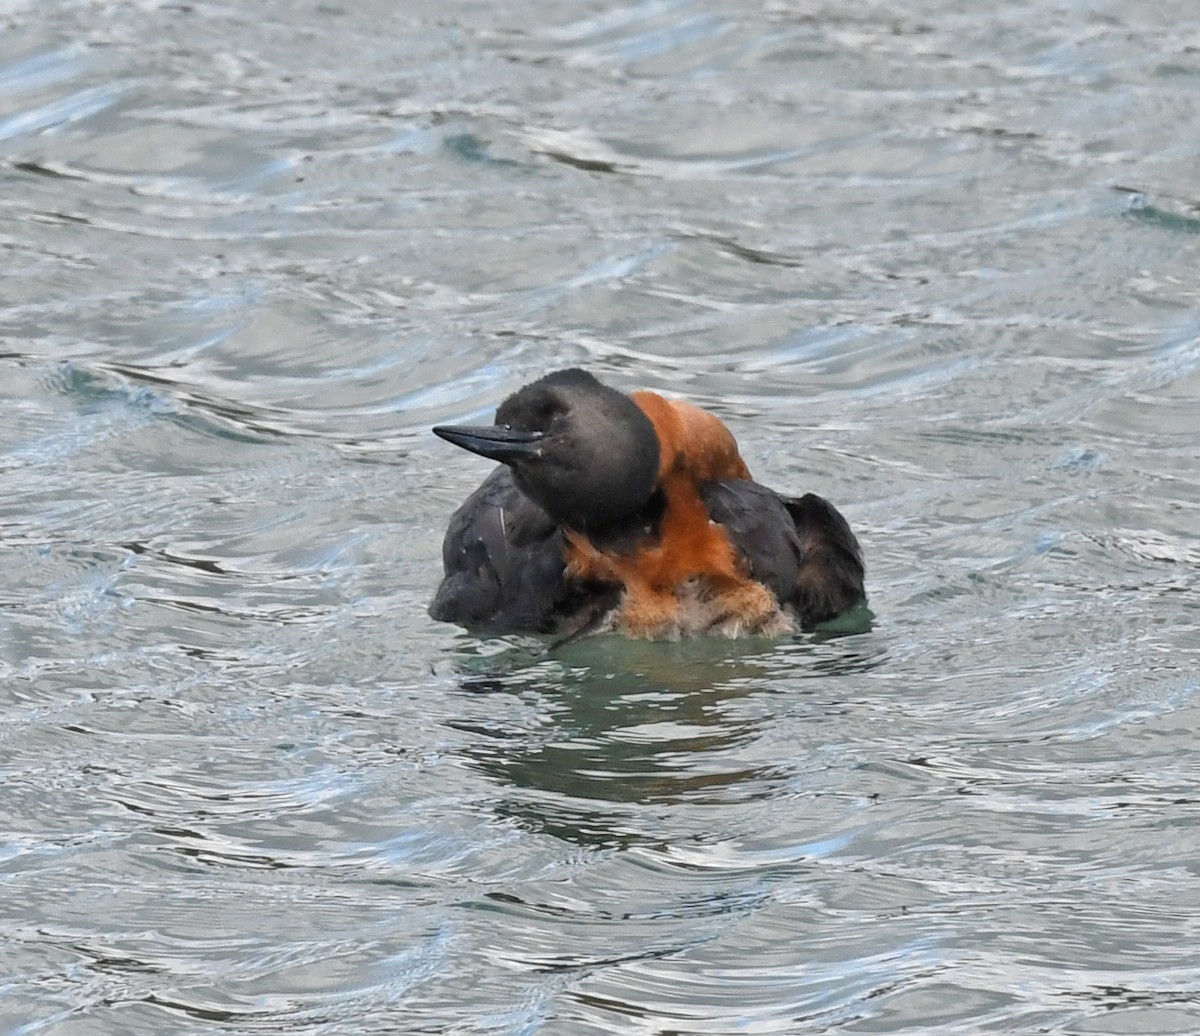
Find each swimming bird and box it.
[430,368,864,640]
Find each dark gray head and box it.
[433,369,660,532]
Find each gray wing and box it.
[702,479,865,629]
[431,466,609,634]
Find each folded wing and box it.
[430,466,617,634]
[701,480,865,629]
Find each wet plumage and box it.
[430,368,865,639]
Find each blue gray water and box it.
[3,1,1199,1033]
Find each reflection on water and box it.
[452,627,888,846]
[3,0,1200,1033]
[459,661,789,848]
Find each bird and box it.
[429,368,864,641]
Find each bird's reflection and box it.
[449,619,882,849]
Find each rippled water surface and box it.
[3,1,1199,1033]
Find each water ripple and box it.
[4,1,1200,1034]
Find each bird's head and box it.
[434,368,660,533]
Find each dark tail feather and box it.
[784,493,866,628]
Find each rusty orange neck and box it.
[630,390,751,483]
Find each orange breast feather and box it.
[565,392,782,637]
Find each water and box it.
[2,1,1199,1032]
